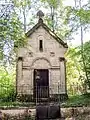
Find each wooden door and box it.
[33,69,49,100]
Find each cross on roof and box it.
[37,10,44,19]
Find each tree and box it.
[66,40,90,94]
[64,0,90,90]
[0,1,26,65]
[40,0,71,40]
[81,41,90,88]
[66,47,84,94]
[13,0,31,32]
[41,0,62,31]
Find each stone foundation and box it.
[49,94,68,102]
[17,94,68,102]
[16,94,33,102]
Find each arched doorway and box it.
[31,57,51,101]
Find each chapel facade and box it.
[16,11,68,101]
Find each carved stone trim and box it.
[50,67,60,69]
[22,67,30,70]
[31,57,52,67]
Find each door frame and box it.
[33,69,49,99]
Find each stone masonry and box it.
[16,16,68,101]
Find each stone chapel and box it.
[16,11,68,102]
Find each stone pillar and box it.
[59,57,68,100]
[59,57,66,93]
[16,57,23,94]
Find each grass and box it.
[0,101,35,109]
[61,93,90,107]
[0,94,90,108]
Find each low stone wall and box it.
[0,108,35,120]
[61,107,90,118]
[0,107,90,119]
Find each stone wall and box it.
[1,107,90,120]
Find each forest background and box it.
[0,0,90,101]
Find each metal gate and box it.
[35,85,62,120]
[34,69,49,101]
[34,69,61,119]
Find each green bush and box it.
[61,94,90,107]
[0,85,16,102]
[0,67,16,102]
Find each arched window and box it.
[39,40,43,51]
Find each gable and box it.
[26,19,68,48]
[27,26,67,55]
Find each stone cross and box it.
[37,10,44,19]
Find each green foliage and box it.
[75,41,90,88]
[66,48,83,84]
[63,6,72,25]
[0,13,26,48]
[11,14,26,47]
[0,2,27,62]
[83,41,90,68]
[83,41,90,88]
[66,48,84,95]
[0,67,16,102]
[0,101,35,107]
[0,0,90,101]
[13,0,31,8]
[66,41,90,94]
[41,0,62,8]
[62,93,90,107]
[74,8,90,24]
[13,0,31,32]
[64,2,90,36]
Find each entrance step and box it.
[36,104,61,119]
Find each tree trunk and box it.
[51,6,55,32]
[23,7,26,32]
